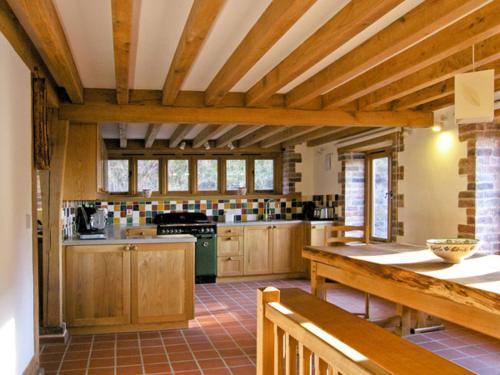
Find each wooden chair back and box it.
[326,225,367,245]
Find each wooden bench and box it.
[257,287,471,374]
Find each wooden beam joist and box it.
[307,127,373,147]
[0,0,59,107]
[360,34,500,110]
[144,123,163,148]
[215,125,264,148]
[322,1,500,109]
[162,0,225,105]
[204,0,316,105]
[238,126,285,148]
[60,102,433,128]
[283,127,347,147]
[169,124,196,148]
[245,0,403,106]
[111,0,137,104]
[192,124,238,148]
[118,123,128,148]
[260,126,318,148]
[285,0,489,108]
[8,0,83,103]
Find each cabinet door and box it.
[217,236,243,257]
[131,243,194,324]
[125,228,157,237]
[217,256,244,277]
[244,226,272,275]
[310,225,329,246]
[272,225,296,273]
[65,245,130,327]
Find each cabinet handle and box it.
[226,257,233,261]
[123,245,130,251]
[273,226,276,229]
[225,237,234,241]
[312,226,316,229]
[140,231,144,236]
[131,245,138,251]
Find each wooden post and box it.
[274,325,285,375]
[286,333,298,375]
[43,109,69,329]
[310,262,326,300]
[396,304,412,337]
[298,343,311,375]
[257,287,280,375]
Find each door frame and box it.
[365,148,392,242]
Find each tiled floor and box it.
[40,279,500,375]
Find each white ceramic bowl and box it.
[426,239,480,264]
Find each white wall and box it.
[0,34,35,374]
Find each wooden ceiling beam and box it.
[169,124,196,148]
[0,0,59,107]
[238,126,286,148]
[359,34,500,110]
[245,0,402,106]
[215,125,264,148]
[192,124,237,148]
[144,124,163,148]
[260,126,318,148]
[285,0,489,108]
[8,0,83,103]
[204,0,315,106]
[283,127,347,147]
[495,109,500,122]
[118,123,128,148]
[307,127,373,147]
[111,0,137,104]
[322,1,500,109]
[162,0,225,105]
[60,101,433,128]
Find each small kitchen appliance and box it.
[156,212,217,284]
[75,206,107,239]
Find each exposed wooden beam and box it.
[285,0,489,108]
[204,0,315,105]
[359,35,500,110]
[283,127,347,147]
[260,126,319,148]
[238,126,286,148]
[169,124,196,148]
[8,0,83,103]
[162,0,225,105]
[144,124,163,148]
[192,124,237,148]
[215,125,264,148]
[60,102,433,128]
[0,0,59,107]
[118,123,128,148]
[245,0,402,106]
[307,127,373,147]
[322,1,500,109]
[394,63,500,110]
[111,0,137,104]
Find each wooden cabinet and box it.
[218,236,243,257]
[65,245,131,327]
[63,122,107,200]
[217,256,244,277]
[217,226,244,277]
[272,224,300,273]
[125,228,157,237]
[244,225,273,275]
[131,243,194,324]
[309,224,331,246]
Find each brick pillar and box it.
[458,122,500,255]
[282,146,302,194]
[339,152,365,226]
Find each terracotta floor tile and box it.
[68,343,91,352]
[141,346,165,355]
[39,361,61,371]
[143,362,171,373]
[117,347,141,357]
[228,365,255,375]
[168,351,194,362]
[64,351,89,361]
[116,365,143,375]
[60,359,88,370]
[40,352,64,362]
[93,341,115,350]
[117,355,142,366]
[59,370,86,375]
[89,356,115,368]
[94,334,116,342]
[87,368,115,375]
[203,368,231,375]
[170,360,199,372]
[222,356,252,367]
[141,338,163,347]
[165,344,190,353]
[196,358,225,370]
[217,348,245,358]
[142,353,168,364]
[91,349,115,358]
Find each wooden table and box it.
[303,243,500,339]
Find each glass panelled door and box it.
[369,154,391,241]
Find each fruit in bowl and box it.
[426,239,480,264]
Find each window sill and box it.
[101,193,300,201]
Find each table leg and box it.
[310,262,326,300]
[396,304,412,337]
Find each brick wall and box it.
[458,122,500,255]
[339,152,365,226]
[391,133,405,239]
[282,146,302,194]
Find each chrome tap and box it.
[263,199,274,221]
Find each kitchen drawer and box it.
[217,236,243,257]
[217,256,243,277]
[125,228,156,237]
[218,226,243,237]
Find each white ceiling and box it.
[101,123,206,140]
[52,0,429,93]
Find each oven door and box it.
[195,234,217,284]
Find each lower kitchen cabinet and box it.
[272,224,300,273]
[217,256,244,277]
[65,245,131,327]
[65,242,194,332]
[244,225,273,275]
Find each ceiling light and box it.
[431,124,442,132]
[228,142,235,150]
[179,141,186,150]
[204,142,211,150]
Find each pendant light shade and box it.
[454,69,494,124]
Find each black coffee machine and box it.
[75,206,101,234]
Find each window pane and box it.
[371,157,389,239]
[226,160,246,190]
[254,159,274,190]
[107,159,129,193]
[197,159,218,191]
[168,160,190,191]
[137,160,159,191]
